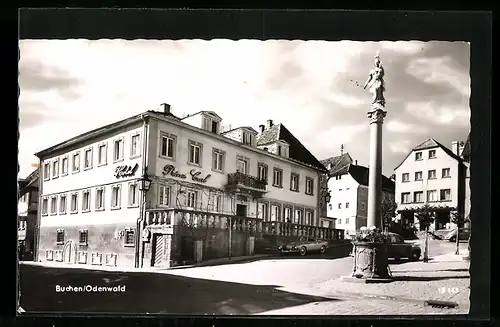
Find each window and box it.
[440,189,452,201]
[305,177,314,195]
[111,184,122,209]
[361,202,366,210]
[290,173,299,192]
[61,156,69,176]
[59,195,67,214]
[43,163,50,181]
[160,133,176,159]
[128,183,139,207]
[158,185,171,207]
[284,207,292,222]
[124,229,135,246]
[345,218,350,224]
[70,193,79,213]
[429,149,437,159]
[257,163,268,182]
[346,202,350,208]
[97,143,107,166]
[427,190,438,202]
[428,169,437,179]
[212,148,225,172]
[415,171,423,181]
[306,211,313,225]
[338,203,342,209]
[237,156,248,174]
[415,152,423,160]
[257,202,268,220]
[95,188,105,210]
[270,205,280,221]
[273,168,283,187]
[105,253,117,266]
[79,229,88,245]
[442,168,451,178]
[339,189,342,192]
[72,152,80,173]
[186,190,197,208]
[50,196,57,215]
[188,140,202,165]
[277,145,282,156]
[401,192,411,204]
[130,133,141,158]
[243,132,253,146]
[82,190,91,212]
[113,138,124,162]
[402,173,410,182]
[414,191,424,203]
[52,159,59,178]
[56,229,64,244]
[295,209,303,224]
[211,193,222,212]
[84,148,93,170]
[338,219,342,225]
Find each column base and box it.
[340,275,393,284]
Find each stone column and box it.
[367,108,387,229]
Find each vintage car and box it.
[278,236,329,256]
[350,232,421,261]
[443,228,470,242]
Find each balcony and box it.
[225,172,267,196]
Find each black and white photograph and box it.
[16,10,489,318]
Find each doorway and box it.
[151,234,172,268]
[236,204,247,217]
[62,240,74,263]
[435,211,450,230]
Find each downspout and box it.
[135,114,150,268]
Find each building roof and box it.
[347,164,395,192]
[181,110,222,121]
[256,123,327,172]
[221,126,258,135]
[320,153,353,176]
[461,133,471,157]
[394,138,463,171]
[18,168,39,195]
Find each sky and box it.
[18,40,470,178]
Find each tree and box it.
[414,204,436,262]
[450,210,464,255]
[381,194,397,233]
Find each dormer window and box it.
[243,132,253,146]
[202,116,219,134]
[278,145,282,156]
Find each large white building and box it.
[394,138,467,232]
[34,104,338,269]
[321,153,395,237]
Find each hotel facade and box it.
[394,138,467,232]
[35,104,341,269]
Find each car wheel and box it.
[410,251,420,261]
[319,245,326,254]
[299,246,307,256]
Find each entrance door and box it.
[236,204,247,217]
[152,234,172,268]
[63,240,74,263]
[435,212,449,230]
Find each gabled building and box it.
[394,138,467,232]
[18,168,39,261]
[321,154,395,236]
[34,104,338,269]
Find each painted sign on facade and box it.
[114,163,139,178]
[162,164,211,183]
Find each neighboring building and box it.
[35,104,334,269]
[457,134,471,225]
[394,138,467,232]
[18,169,39,261]
[321,153,395,237]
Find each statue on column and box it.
[363,51,386,109]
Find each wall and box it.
[147,117,320,222]
[395,146,462,211]
[326,173,359,235]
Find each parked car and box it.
[349,232,421,261]
[278,236,329,256]
[443,228,470,242]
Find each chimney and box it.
[259,124,265,133]
[458,140,465,155]
[340,144,344,155]
[266,119,273,130]
[451,141,459,155]
[354,160,358,165]
[161,103,171,114]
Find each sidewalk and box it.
[261,251,470,315]
[20,254,273,273]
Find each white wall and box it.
[326,173,359,235]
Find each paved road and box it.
[19,238,463,315]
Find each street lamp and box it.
[138,173,152,192]
[323,190,331,203]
